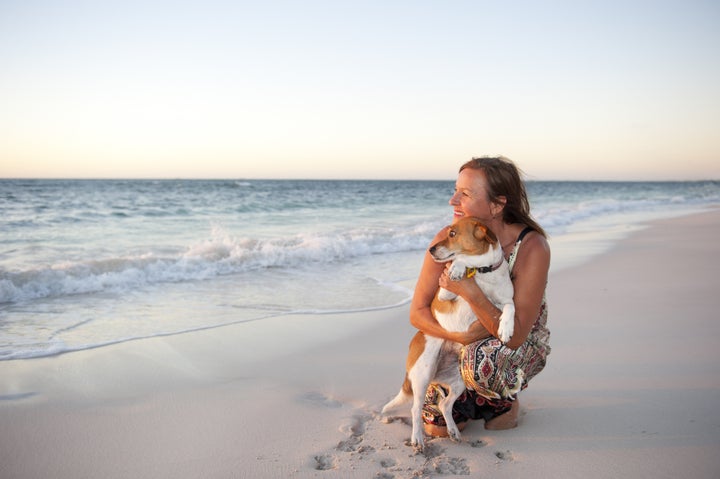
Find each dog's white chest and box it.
[434,300,475,332]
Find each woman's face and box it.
[449,168,500,223]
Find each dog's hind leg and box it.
[434,351,467,443]
[437,379,465,442]
[407,338,442,452]
[382,331,427,416]
[381,375,412,415]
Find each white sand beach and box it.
[1,209,719,479]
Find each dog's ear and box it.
[475,221,497,243]
[473,222,487,240]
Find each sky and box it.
[1,0,719,181]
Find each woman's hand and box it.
[438,263,478,299]
[438,263,492,345]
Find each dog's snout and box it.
[428,245,436,254]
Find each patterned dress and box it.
[422,227,552,426]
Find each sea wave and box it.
[0,222,439,304]
[535,194,717,234]
[2,180,717,304]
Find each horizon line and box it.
[1,176,718,183]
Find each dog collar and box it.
[466,258,504,278]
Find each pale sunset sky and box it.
[1,0,718,180]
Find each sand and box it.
[1,209,719,478]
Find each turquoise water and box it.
[1,179,718,360]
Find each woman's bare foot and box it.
[423,421,467,438]
[484,399,519,430]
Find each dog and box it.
[381,217,516,451]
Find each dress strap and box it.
[508,227,534,273]
[516,226,534,243]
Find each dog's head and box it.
[429,217,499,263]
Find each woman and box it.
[410,156,551,434]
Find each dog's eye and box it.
[448,229,456,238]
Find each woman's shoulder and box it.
[523,227,549,248]
[516,228,551,269]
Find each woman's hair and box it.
[460,156,546,237]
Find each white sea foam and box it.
[0,222,436,304]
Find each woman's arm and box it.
[506,233,550,348]
[439,232,550,349]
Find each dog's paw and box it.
[497,304,515,343]
[497,318,514,344]
[409,438,425,454]
[409,429,425,452]
[446,424,462,443]
[448,264,466,281]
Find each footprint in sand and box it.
[339,413,371,436]
[403,440,443,459]
[297,391,342,408]
[336,435,362,452]
[336,414,374,452]
[427,457,470,475]
[313,408,489,478]
[495,449,514,461]
[469,439,486,448]
[313,454,336,471]
[310,410,379,474]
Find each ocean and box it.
[1,179,718,361]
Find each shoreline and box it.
[1,209,720,478]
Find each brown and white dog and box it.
[381,217,515,451]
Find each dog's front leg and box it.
[496,302,515,343]
[447,258,468,281]
[438,259,466,301]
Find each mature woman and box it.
[410,156,551,433]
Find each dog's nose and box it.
[428,246,436,254]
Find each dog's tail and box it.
[502,369,525,398]
[381,374,413,414]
